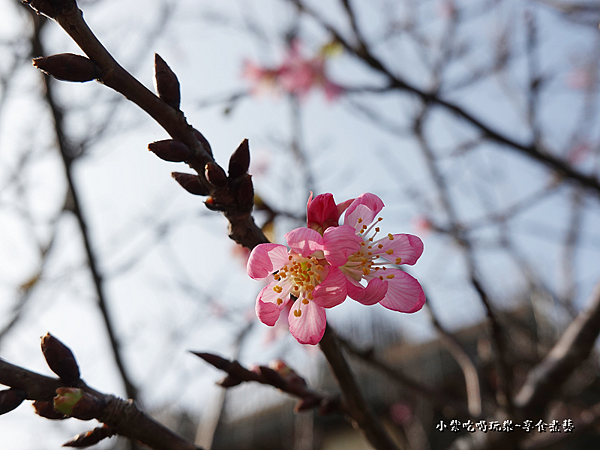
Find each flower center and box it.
[342,216,397,282]
[272,254,325,316]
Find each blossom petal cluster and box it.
[243,40,344,101]
[247,193,425,345]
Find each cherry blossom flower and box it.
[243,40,344,101]
[242,60,282,96]
[338,193,426,313]
[247,226,359,344]
[248,192,425,344]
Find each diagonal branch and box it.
[515,278,600,417]
[25,0,268,250]
[319,324,401,450]
[0,358,201,450]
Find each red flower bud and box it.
[171,172,210,196]
[228,139,250,179]
[148,139,192,162]
[0,388,26,415]
[33,54,101,82]
[41,333,80,385]
[154,54,181,110]
[205,162,228,188]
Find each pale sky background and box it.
[0,0,599,448]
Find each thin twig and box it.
[287,0,600,197]
[24,8,139,402]
[0,358,202,450]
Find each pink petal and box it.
[346,276,388,305]
[344,193,385,231]
[376,234,424,266]
[336,198,354,217]
[378,270,426,313]
[322,225,361,266]
[247,244,290,280]
[285,227,324,257]
[288,299,327,345]
[256,283,291,326]
[312,266,347,308]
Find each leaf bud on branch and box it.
[148,140,193,163]
[154,54,181,110]
[63,424,116,448]
[54,388,106,420]
[205,162,228,188]
[41,333,81,385]
[171,172,210,196]
[33,400,67,420]
[228,139,250,179]
[23,0,77,18]
[33,54,101,82]
[0,388,27,415]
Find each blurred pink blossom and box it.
[565,66,597,90]
[243,40,344,101]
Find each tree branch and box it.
[319,324,401,450]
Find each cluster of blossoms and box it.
[247,193,425,345]
[243,40,344,101]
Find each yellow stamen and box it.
[386,249,394,255]
[273,285,283,294]
[395,257,402,264]
[388,233,394,240]
[277,298,283,305]
[302,299,309,305]
[294,309,302,317]
[386,274,395,279]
